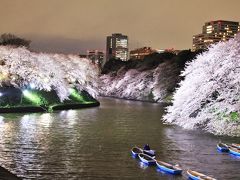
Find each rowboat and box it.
[131,146,155,158]
[217,143,229,152]
[143,149,156,157]
[131,147,143,158]
[138,153,156,165]
[231,143,240,149]
[229,147,240,156]
[187,170,216,180]
[156,160,182,175]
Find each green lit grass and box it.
[69,88,86,102]
[23,90,47,106]
[0,87,99,112]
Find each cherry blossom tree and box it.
[164,35,240,136]
[0,46,98,101]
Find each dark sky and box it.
[0,0,239,54]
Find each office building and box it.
[106,33,128,61]
[193,20,240,51]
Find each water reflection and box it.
[39,113,53,128]
[138,161,149,170]
[0,98,239,179]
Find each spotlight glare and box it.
[23,90,29,96]
[69,88,85,102]
[69,88,75,93]
[30,83,36,89]
[22,90,43,105]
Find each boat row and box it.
[217,142,240,156]
[131,146,216,179]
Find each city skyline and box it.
[0,0,240,54]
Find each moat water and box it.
[0,98,239,179]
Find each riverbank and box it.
[0,102,100,113]
[99,95,172,107]
[0,166,21,180]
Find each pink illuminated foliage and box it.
[0,46,99,101]
[164,35,240,136]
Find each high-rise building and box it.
[106,33,128,61]
[87,50,104,68]
[193,20,240,51]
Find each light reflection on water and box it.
[0,97,239,179]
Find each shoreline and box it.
[99,95,172,107]
[0,102,100,113]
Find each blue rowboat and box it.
[156,160,182,175]
[229,147,240,156]
[131,147,143,158]
[187,170,216,180]
[217,143,229,152]
[131,146,156,158]
[138,153,156,165]
[143,149,156,157]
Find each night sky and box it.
[0,0,239,54]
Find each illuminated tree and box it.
[0,46,98,101]
[164,34,240,136]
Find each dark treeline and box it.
[102,49,203,74]
[0,33,31,48]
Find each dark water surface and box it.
[0,98,239,179]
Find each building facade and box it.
[193,20,240,51]
[130,47,156,60]
[87,50,104,68]
[106,33,128,61]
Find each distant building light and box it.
[193,20,239,51]
[156,49,165,53]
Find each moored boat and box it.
[131,146,156,158]
[138,153,156,165]
[156,160,182,175]
[143,149,156,157]
[229,146,240,156]
[217,143,229,152]
[131,147,143,158]
[187,170,216,180]
[231,143,240,149]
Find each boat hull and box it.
[217,143,229,152]
[188,172,200,180]
[138,153,156,166]
[131,147,143,158]
[143,150,155,157]
[156,162,182,175]
[187,170,216,180]
[131,151,139,158]
[131,147,155,158]
[229,147,240,156]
